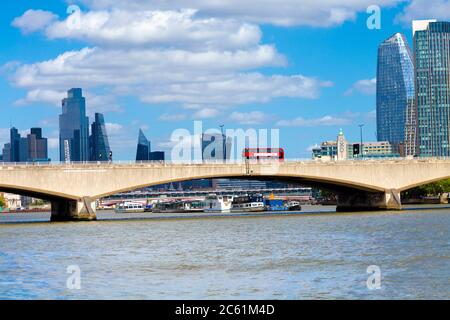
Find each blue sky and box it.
[0,0,447,161]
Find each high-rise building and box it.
[376,33,415,155]
[59,88,89,162]
[1,127,49,163]
[136,129,151,161]
[413,20,450,156]
[89,113,111,161]
[27,128,48,162]
[201,133,232,161]
[10,127,20,162]
[149,151,165,161]
[2,143,11,162]
[19,137,28,162]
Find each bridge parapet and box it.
[2,157,450,168]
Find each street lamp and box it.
[359,124,365,158]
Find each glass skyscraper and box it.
[9,127,20,162]
[89,113,111,161]
[59,88,89,162]
[413,20,450,156]
[1,143,10,162]
[27,128,49,162]
[376,33,415,155]
[149,151,165,161]
[136,129,151,161]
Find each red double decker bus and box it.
[243,148,285,161]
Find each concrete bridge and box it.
[1,159,449,221]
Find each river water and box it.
[0,206,449,299]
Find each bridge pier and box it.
[51,197,97,222]
[336,189,402,212]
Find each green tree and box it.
[402,178,450,199]
[0,194,6,209]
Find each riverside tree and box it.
[402,179,450,199]
[0,194,6,209]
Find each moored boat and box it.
[231,194,265,212]
[114,202,145,213]
[203,194,234,213]
[286,200,302,211]
[152,200,205,213]
[264,199,289,211]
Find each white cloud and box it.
[345,78,376,96]
[12,46,284,87]
[229,111,269,124]
[192,108,220,119]
[10,46,330,107]
[79,0,401,27]
[105,122,123,135]
[395,0,450,25]
[48,138,59,149]
[277,115,352,127]
[12,9,57,34]
[141,73,332,105]
[14,89,65,106]
[9,3,336,119]
[306,144,320,152]
[102,122,137,152]
[84,92,124,115]
[45,9,262,50]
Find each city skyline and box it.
[1,1,450,161]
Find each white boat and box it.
[152,200,204,213]
[203,194,234,213]
[114,202,145,213]
[231,194,265,212]
[286,200,302,211]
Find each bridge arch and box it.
[0,183,79,201]
[398,175,450,192]
[91,173,386,200]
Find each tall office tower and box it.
[89,113,111,161]
[149,151,165,161]
[19,137,28,162]
[27,128,48,162]
[10,127,20,162]
[413,20,450,156]
[201,133,232,161]
[59,88,90,162]
[376,33,416,155]
[136,129,151,161]
[2,143,11,162]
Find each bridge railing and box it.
[2,156,450,168]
